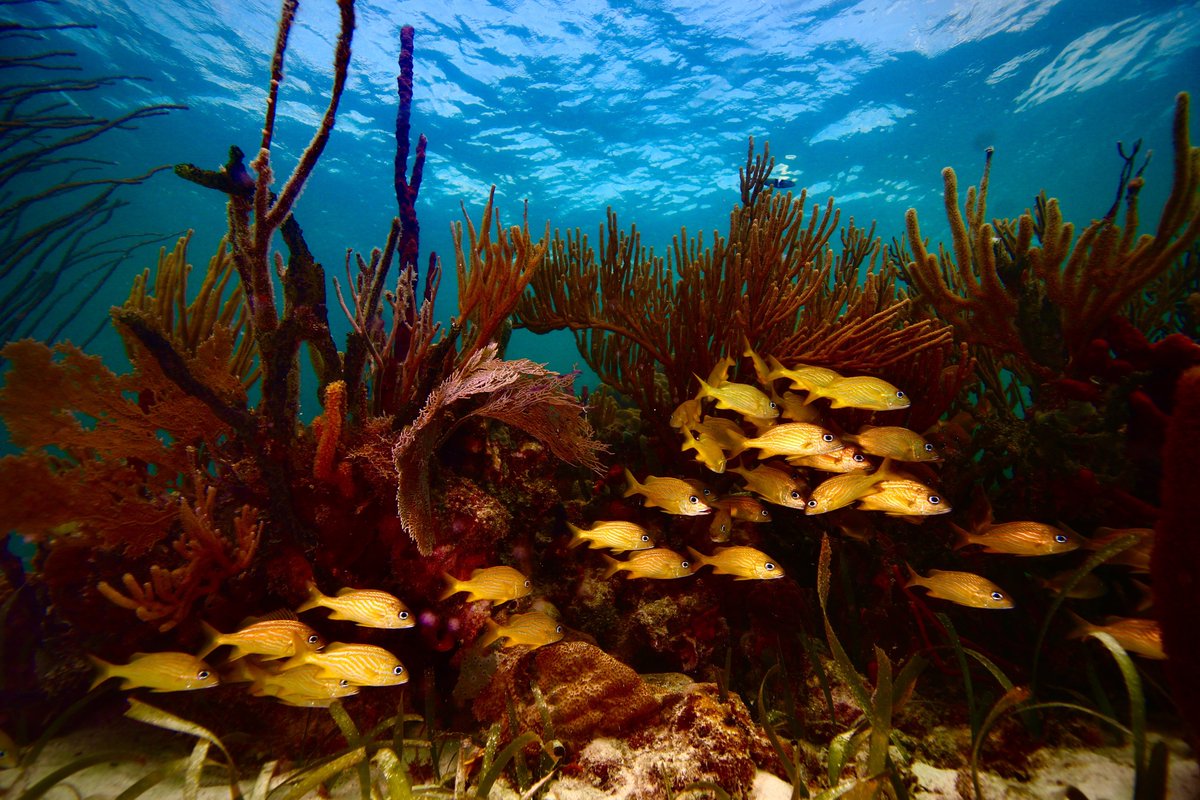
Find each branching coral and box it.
[903,92,1200,381]
[516,139,957,429]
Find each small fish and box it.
[714,494,772,522]
[773,391,823,423]
[602,548,693,579]
[199,618,324,661]
[844,426,940,462]
[814,376,910,411]
[730,422,842,459]
[1082,527,1154,572]
[694,375,778,419]
[682,477,714,498]
[441,566,532,603]
[479,611,565,649]
[681,426,728,473]
[806,470,883,514]
[952,521,1080,556]
[906,566,1013,609]
[766,356,842,394]
[729,464,807,509]
[856,478,949,516]
[765,177,796,189]
[567,520,654,552]
[623,469,712,515]
[297,584,413,628]
[706,355,737,386]
[670,396,703,429]
[89,652,219,692]
[250,663,359,706]
[708,506,733,541]
[0,728,17,769]
[741,338,774,386]
[688,546,784,580]
[693,416,746,451]
[284,642,408,686]
[789,445,871,473]
[1037,570,1106,600]
[1068,613,1165,660]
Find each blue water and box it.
[4,0,1199,394]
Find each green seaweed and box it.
[474,731,539,798]
[327,699,373,800]
[15,750,148,800]
[273,747,367,800]
[757,663,809,799]
[125,697,240,798]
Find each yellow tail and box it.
[478,618,504,649]
[87,654,114,691]
[295,582,326,613]
[949,522,974,551]
[622,468,643,499]
[601,554,623,579]
[197,621,224,660]
[566,522,589,548]
[439,573,462,601]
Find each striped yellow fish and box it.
[297,584,413,628]
[479,611,564,649]
[805,470,883,515]
[708,506,733,542]
[623,469,713,515]
[788,444,871,472]
[730,422,842,459]
[693,417,746,451]
[952,520,1080,556]
[199,618,324,661]
[729,464,807,509]
[845,426,940,462]
[906,566,1013,609]
[695,375,778,419]
[249,663,359,706]
[857,478,949,516]
[284,643,408,686]
[766,356,842,394]
[670,396,703,429]
[602,548,694,579]
[441,566,532,603]
[89,652,219,692]
[1068,613,1164,660]
[681,426,728,473]
[814,376,910,411]
[714,494,772,522]
[688,546,784,580]
[567,520,654,552]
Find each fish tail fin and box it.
[903,562,923,589]
[693,373,713,396]
[685,547,707,570]
[622,468,643,498]
[1065,610,1093,640]
[725,430,749,458]
[197,621,223,660]
[741,335,755,359]
[87,654,114,691]
[439,573,462,601]
[680,427,698,453]
[295,582,326,613]
[478,618,504,649]
[601,554,623,579]
[949,522,974,551]
[566,522,589,548]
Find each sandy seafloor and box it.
[1,717,1197,799]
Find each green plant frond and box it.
[826,725,868,785]
[678,780,733,800]
[475,731,539,799]
[1087,631,1148,791]
[817,535,874,717]
[866,646,893,778]
[327,700,373,800]
[124,698,240,796]
[248,761,279,800]
[271,747,367,800]
[16,750,148,800]
[183,739,210,800]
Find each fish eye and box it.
[769,402,778,409]
[790,490,801,499]
[523,580,531,588]
[399,611,410,620]
[689,495,699,503]
[760,509,770,518]
[681,561,690,568]
[307,634,320,644]
[640,534,650,541]
[555,625,564,633]
[806,499,817,508]
[927,495,940,504]
[339,679,350,687]
[924,443,934,451]
[852,453,865,462]
[393,665,405,675]
[1054,534,1068,543]
[896,391,906,398]
[765,562,776,570]
[990,591,1004,601]
[822,433,834,442]
[198,670,210,680]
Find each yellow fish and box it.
[706,355,737,385]
[708,506,733,541]
[814,376,910,411]
[1068,613,1165,660]
[681,426,728,473]
[199,618,324,661]
[567,520,654,552]
[906,566,1013,609]
[856,478,949,516]
[729,464,808,509]
[693,416,746,451]
[688,546,784,580]
[806,471,884,514]
[844,426,940,462]
[788,445,871,473]
[773,391,823,423]
[952,520,1080,556]
[0,728,18,769]
[479,611,565,649]
[297,584,413,628]
[714,494,772,522]
[284,642,408,686]
[602,548,694,579]
[89,652,219,692]
[766,356,842,394]
[441,566,532,603]
[623,469,713,515]
[670,396,703,429]
[741,338,774,386]
[694,375,778,419]
[1082,527,1154,572]
[730,422,842,459]
[1037,570,1106,600]
[249,663,359,706]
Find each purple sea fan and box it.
[394,343,607,555]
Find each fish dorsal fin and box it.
[241,608,299,627]
[335,587,358,597]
